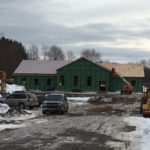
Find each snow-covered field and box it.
[123,116,150,150]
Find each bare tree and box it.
[140,59,147,66]
[67,50,75,61]
[81,48,101,62]
[41,45,49,60]
[0,33,5,39]
[27,45,39,60]
[48,45,65,60]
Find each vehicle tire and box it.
[65,105,68,113]
[65,108,68,113]
[38,103,41,107]
[28,106,33,110]
[42,110,46,114]
[19,103,25,109]
[60,106,65,114]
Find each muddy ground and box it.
[0,93,143,150]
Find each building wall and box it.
[57,58,109,92]
[14,58,144,92]
[14,75,56,90]
[109,76,143,92]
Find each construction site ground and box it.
[0,93,144,150]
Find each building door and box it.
[99,81,106,91]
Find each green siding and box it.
[109,77,143,92]
[14,75,56,90]
[14,58,144,92]
[57,58,109,92]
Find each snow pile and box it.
[123,117,150,150]
[0,124,25,131]
[0,109,36,131]
[0,103,10,114]
[6,84,26,94]
[67,97,91,105]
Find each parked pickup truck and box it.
[3,92,39,109]
[42,93,68,114]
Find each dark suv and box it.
[4,92,39,109]
[42,93,68,114]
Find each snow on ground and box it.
[0,103,10,114]
[123,117,150,150]
[0,111,36,131]
[67,97,91,105]
[0,124,25,131]
[6,84,25,94]
[0,103,37,131]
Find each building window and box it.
[60,76,64,86]
[35,78,38,86]
[47,79,51,86]
[22,78,26,85]
[74,76,78,86]
[131,80,136,86]
[87,76,92,86]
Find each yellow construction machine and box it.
[141,89,150,116]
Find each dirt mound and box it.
[86,106,126,116]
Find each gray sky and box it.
[1,0,150,62]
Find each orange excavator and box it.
[119,76,134,95]
[111,67,134,94]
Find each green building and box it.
[14,57,144,92]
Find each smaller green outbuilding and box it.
[14,57,144,92]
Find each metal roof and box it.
[14,59,145,78]
[100,63,144,77]
[14,60,69,75]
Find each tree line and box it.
[0,37,27,78]
[27,44,102,62]
[0,36,149,82]
[0,37,102,78]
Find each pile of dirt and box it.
[121,125,136,132]
[86,106,126,116]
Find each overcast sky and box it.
[1,0,150,63]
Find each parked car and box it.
[4,92,39,109]
[42,93,68,114]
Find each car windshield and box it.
[45,95,64,101]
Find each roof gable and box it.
[57,57,110,72]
